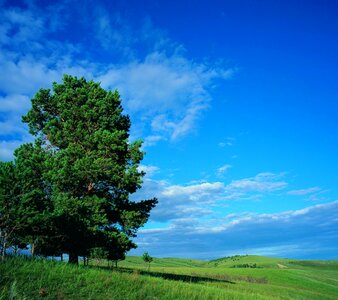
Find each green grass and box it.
[1,255,337,299]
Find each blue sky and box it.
[1,0,338,260]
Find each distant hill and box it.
[121,254,338,270]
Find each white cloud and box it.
[0,94,30,113]
[0,50,97,95]
[0,94,32,149]
[0,53,55,95]
[132,171,288,224]
[0,140,25,161]
[132,178,225,222]
[0,119,28,138]
[162,182,224,198]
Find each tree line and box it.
[0,75,157,264]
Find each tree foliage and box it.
[1,75,157,263]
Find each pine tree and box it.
[22,75,157,264]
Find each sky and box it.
[1,0,338,260]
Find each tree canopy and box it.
[0,75,157,264]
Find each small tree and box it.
[142,251,153,271]
[90,247,108,266]
[105,230,130,269]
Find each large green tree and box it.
[22,75,157,263]
[13,140,54,256]
[0,161,19,260]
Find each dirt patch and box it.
[277,264,287,269]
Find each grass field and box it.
[1,255,337,299]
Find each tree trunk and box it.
[69,252,79,264]
[60,253,63,262]
[1,240,6,261]
[31,242,35,257]
[1,232,7,261]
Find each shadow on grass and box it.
[91,265,236,284]
[134,269,236,284]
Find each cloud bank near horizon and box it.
[131,200,338,260]
[129,166,338,259]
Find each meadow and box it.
[0,255,337,299]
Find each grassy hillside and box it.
[1,255,337,299]
[120,256,209,268]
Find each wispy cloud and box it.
[287,187,330,202]
[217,164,232,175]
[138,165,160,177]
[142,135,164,147]
[93,7,136,59]
[1,6,45,46]
[287,187,321,196]
[226,172,287,192]
[218,137,236,147]
[0,1,233,160]
[99,51,233,141]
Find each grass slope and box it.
[1,255,337,299]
